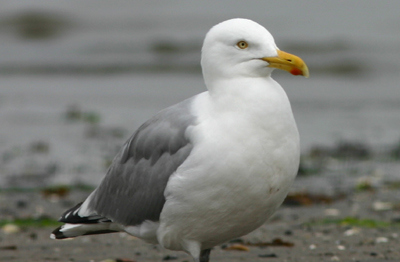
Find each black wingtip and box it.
[58,202,84,223]
[50,226,69,240]
[50,224,118,240]
[58,202,112,224]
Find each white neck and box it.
[207,77,289,115]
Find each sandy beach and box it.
[1,183,400,262]
[0,160,400,262]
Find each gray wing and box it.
[87,97,197,226]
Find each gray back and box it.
[88,97,197,226]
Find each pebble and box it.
[344,227,360,236]
[337,245,346,250]
[258,253,277,258]
[222,244,250,251]
[372,201,393,211]
[324,208,340,216]
[0,245,17,250]
[162,255,178,260]
[375,237,388,244]
[1,224,21,234]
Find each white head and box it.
[201,18,308,87]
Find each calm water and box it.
[0,1,399,187]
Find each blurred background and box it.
[0,1,399,192]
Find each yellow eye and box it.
[237,41,248,49]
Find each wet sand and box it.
[1,184,399,262]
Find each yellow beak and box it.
[261,50,309,78]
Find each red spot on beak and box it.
[290,68,302,76]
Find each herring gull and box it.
[51,18,309,262]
